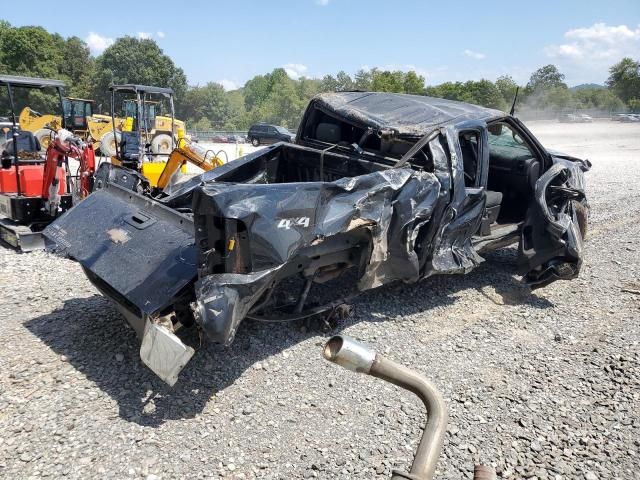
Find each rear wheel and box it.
[151,134,173,155]
[251,137,259,147]
[34,129,53,152]
[100,131,121,157]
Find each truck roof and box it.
[312,91,505,136]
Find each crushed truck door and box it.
[517,159,588,288]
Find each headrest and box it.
[315,123,341,144]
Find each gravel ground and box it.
[1,120,639,479]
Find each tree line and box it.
[1,22,638,131]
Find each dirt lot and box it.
[1,120,639,479]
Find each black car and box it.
[247,123,294,146]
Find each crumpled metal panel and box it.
[192,167,445,344]
[517,157,588,288]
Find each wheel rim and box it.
[107,137,116,153]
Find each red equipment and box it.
[0,75,96,251]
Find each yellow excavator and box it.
[155,141,225,190]
[107,84,223,188]
[19,97,118,153]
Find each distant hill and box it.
[570,83,606,91]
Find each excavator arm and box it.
[41,130,96,215]
[156,145,224,190]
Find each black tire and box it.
[251,137,260,147]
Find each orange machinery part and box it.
[0,165,67,197]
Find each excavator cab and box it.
[63,98,94,131]
[123,99,158,132]
[108,84,176,180]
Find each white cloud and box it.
[85,32,114,55]
[156,31,166,38]
[545,23,640,61]
[220,79,239,91]
[544,23,640,83]
[464,49,486,60]
[316,0,330,5]
[137,32,152,39]
[283,63,308,80]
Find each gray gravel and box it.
[1,120,639,479]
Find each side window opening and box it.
[486,121,541,224]
[458,130,480,187]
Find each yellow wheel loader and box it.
[19,96,186,157]
[19,97,122,153]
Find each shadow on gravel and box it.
[25,249,552,427]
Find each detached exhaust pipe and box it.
[323,335,496,480]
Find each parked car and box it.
[558,113,578,123]
[247,123,295,146]
[559,113,592,123]
[619,114,640,123]
[45,92,590,384]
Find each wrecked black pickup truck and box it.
[44,92,590,384]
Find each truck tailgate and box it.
[43,184,197,324]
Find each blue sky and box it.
[3,0,639,89]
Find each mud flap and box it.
[140,321,195,386]
[518,162,586,288]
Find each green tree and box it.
[225,89,248,129]
[182,82,230,128]
[243,74,270,111]
[256,71,305,128]
[371,69,405,92]
[319,74,339,92]
[606,57,640,106]
[353,69,373,90]
[92,37,187,109]
[335,71,354,91]
[466,80,507,110]
[0,25,65,112]
[296,77,322,102]
[573,88,624,111]
[526,65,567,92]
[0,25,63,78]
[495,75,518,105]
[60,36,94,98]
[403,71,425,95]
